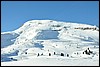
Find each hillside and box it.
[1,20,99,66]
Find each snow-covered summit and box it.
[12,20,98,33]
[1,20,99,66]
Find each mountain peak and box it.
[1,20,99,63]
[13,20,99,34]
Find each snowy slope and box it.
[1,20,99,66]
[1,32,19,48]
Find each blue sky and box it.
[1,1,99,32]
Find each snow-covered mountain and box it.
[1,20,99,66]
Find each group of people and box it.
[37,52,69,57]
[83,48,93,55]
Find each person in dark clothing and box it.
[37,53,39,57]
[83,48,93,55]
[83,52,84,54]
[61,53,64,56]
[54,52,56,55]
[25,52,27,54]
[49,53,51,56]
[67,54,69,57]
[84,50,90,55]
[41,53,43,56]
[88,48,93,53]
